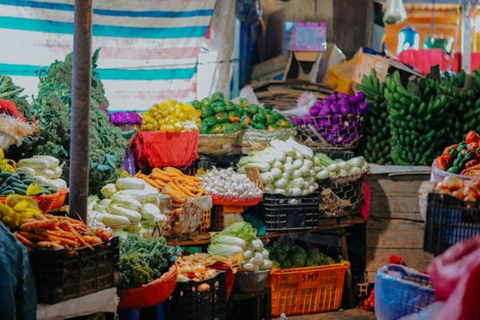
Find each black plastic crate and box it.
[424,193,480,255]
[263,192,320,231]
[29,237,119,304]
[163,271,227,320]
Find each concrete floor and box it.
[274,308,376,320]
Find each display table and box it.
[37,288,118,320]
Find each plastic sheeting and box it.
[0,222,37,320]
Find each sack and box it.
[383,0,407,25]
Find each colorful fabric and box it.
[0,0,216,111]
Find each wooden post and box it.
[69,0,93,220]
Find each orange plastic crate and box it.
[267,262,349,317]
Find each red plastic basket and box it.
[208,261,240,300]
[211,194,263,207]
[0,193,59,214]
[118,264,178,310]
[52,188,69,209]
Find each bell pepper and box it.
[221,123,234,134]
[202,116,217,127]
[211,92,225,102]
[208,124,223,134]
[435,156,447,171]
[229,116,240,123]
[277,119,291,128]
[212,101,226,114]
[465,160,480,169]
[225,102,236,112]
[239,97,249,108]
[192,100,202,110]
[240,115,251,128]
[231,122,242,132]
[247,104,259,115]
[443,144,458,156]
[253,122,267,130]
[267,124,279,131]
[201,106,213,117]
[272,111,284,121]
[200,122,209,134]
[201,97,212,109]
[466,131,480,144]
[214,112,229,124]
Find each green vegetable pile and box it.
[118,233,177,290]
[267,238,342,269]
[16,50,126,195]
[0,75,33,120]
[359,69,391,165]
[195,92,293,134]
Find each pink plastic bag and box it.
[428,235,480,320]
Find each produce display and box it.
[176,253,239,283]
[0,195,43,229]
[15,50,127,195]
[200,167,263,202]
[359,69,391,164]
[17,155,67,191]
[314,153,368,180]
[89,177,168,235]
[434,176,480,203]
[118,233,177,290]
[195,92,293,134]
[207,222,272,272]
[267,238,342,269]
[290,92,368,147]
[140,99,200,132]
[434,131,480,175]
[237,138,320,196]
[383,72,447,165]
[137,167,206,206]
[13,213,113,251]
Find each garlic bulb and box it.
[200,167,263,198]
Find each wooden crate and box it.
[366,168,433,283]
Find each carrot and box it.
[15,233,36,248]
[168,182,189,197]
[62,221,94,250]
[196,190,204,197]
[37,241,64,250]
[20,232,50,242]
[42,230,77,241]
[82,235,102,245]
[150,172,172,182]
[176,183,196,197]
[134,171,142,178]
[20,219,59,232]
[46,235,79,247]
[140,175,163,190]
[165,167,184,175]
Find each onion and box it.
[442,176,463,191]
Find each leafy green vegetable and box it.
[217,222,257,242]
[118,233,177,290]
[0,74,33,120]
[15,49,126,195]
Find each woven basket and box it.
[236,128,296,150]
[0,193,59,214]
[198,132,242,156]
[292,114,364,151]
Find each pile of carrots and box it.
[136,167,207,206]
[14,214,113,251]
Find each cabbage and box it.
[101,183,117,198]
[207,243,244,256]
[211,235,247,249]
[217,222,257,242]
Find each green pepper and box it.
[247,104,259,115]
[231,122,242,132]
[239,97,249,108]
[192,100,202,110]
[458,141,467,151]
[200,122,210,134]
[211,92,225,102]
[277,119,291,128]
[240,115,251,128]
[214,112,229,123]
[253,122,267,130]
[272,111,284,121]
[267,123,279,131]
[465,151,475,162]
[208,124,223,134]
[202,116,217,127]
[256,109,267,121]
[447,165,461,174]
[225,102,236,112]
[221,123,234,134]
[201,97,212,109]
[212,101,226,113]
[266,113,276,125]
[201,105,213,117]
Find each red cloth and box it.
[132,131,199,169]
[428,235,480,320]
[361,182,371,220]
[397,49,454,74]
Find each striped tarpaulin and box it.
[0,0,216,111]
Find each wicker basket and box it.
[198,132,242,156]
[292,114,364,150]
[236,128,296,150]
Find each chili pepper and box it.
[465,160,480,169]
[444,154,453,163]
[435,156,447,171]
[466,131,480,144]
[229,116,240,123]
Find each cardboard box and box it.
[325,58,358,95]
[353,52,419,84]
[284,22,327,52]
[251,55,286,83]
[283,51,323,83]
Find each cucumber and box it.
[2,190,15,195]
[22,179,34,185]
[0,173,11,179]
[12,187,26,195]
[17,173,26,179]
[11,182,27,190]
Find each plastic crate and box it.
[263,192,320,231]
[375,264,435,320]
[163,271,228,320]
[234,270,270,293]
[198,208,211,234]
[267,262,349,317]
[424,192,480,255]
[29,237,119,304]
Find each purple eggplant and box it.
[304,117,315,125]
[339,102,351,115]
[356,102,369,114]
[309,105,320,116]
[319,106,331,116]
[318,118,331,128]
[329,103,340,114]
[356,92,366,101]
